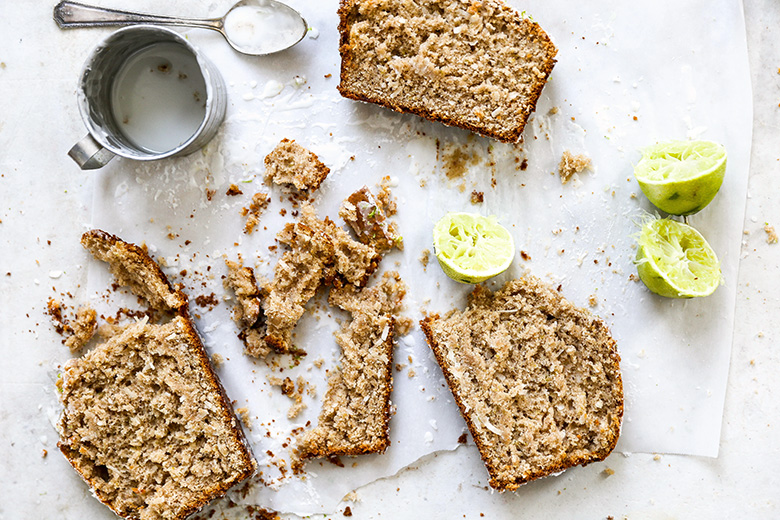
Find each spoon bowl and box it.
[54,0,308,56]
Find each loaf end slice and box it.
[337,0,557,143]
[421,276,623,490]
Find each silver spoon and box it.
[53,0,308,56]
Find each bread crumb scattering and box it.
[764,223,778,244]
[558,150,592,184]
[58,230,256,520]
[337,0,557,142]
[293,272,407,471]
[240,192,271,235]
[267,375,314,419]
[264,138,330,193]
[421,276,623,490]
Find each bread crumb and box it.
[471,191,484,204]
[339,186,402,253]
[603,468,615,476]
[211,353,224,367]
[558,151,592,184]
[628,273,640,282]
[588,294,598,307]
[236,407,253,430]
[343,506,353,517]
[764,224,778,244]
[407,367,416,378]
[313,358,325,368]
[240,192,270,234]
[419,249,430,268]
[226,184,243,196]
[653,454,661,461]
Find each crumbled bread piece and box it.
[588,294,598,307]
[64,305,98,353]
[236,407,253,430]
[471,191,485,204]
[267,375,310,419]
[339,186,402,253]
[58,316,256,520]
[419,249,430,268]
[224,258,264,328]
[226,184,243,196]
[258,203,381,356]
[337,0,557,142]
[264,138,330,192]
[421,276,623,490]
[376,176,398,217]
[294,272,407,470]
[241,192,270,235]
[224,258,270,358]
[81,230,187,312]
[559,151,592,184]
[764,224,778,244]
[263,219,335,355]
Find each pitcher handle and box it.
[68,134,115,170]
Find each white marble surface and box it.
[1,0,778,518]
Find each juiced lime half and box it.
[433,212,515,284]
[635,217,722,298]
[634,140,727,215]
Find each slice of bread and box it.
[421,276,623,490]
[58,316,256,520]
[293,271,406,470]
[337,0,558,143]
[57,230,256,520]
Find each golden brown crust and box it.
[337,0,558,143]
[421,277,623,491]
[81,229,187,312]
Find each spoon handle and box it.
[53,1,223,31]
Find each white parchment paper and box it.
[86,0,751,515]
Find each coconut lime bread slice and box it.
[293,271,406,470]
[420,276,623,490]
[337,0,558,142]
[58,230,256,520]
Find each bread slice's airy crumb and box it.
[293,271,407,471]
[265,138,330,193]
[337,0,557,143]
[59,316,256,520]
[421,276,623,490]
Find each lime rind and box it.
[634,216,722,298]
[634,140,727,216]
[433,213,515,284]
[635,140,725,182]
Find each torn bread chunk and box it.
[420,276,623,490]
[264,138,330,193]
[81,229,187,312]
[263,219,335,355]
[337,0,558,143]
[224,258,271,358]
[258,204,381,356]
[58,316,256,520]
[224,258,264,329]
[64,305,98,353]
[339,186,402,253]
[293,271,407,471]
